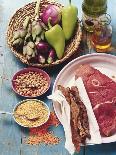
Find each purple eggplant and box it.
[47,49,55,64]
[36,41,50,55]
[38,54,46,64]
[41,5,61,26]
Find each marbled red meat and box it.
[94,103,116,136]
[75,64,116,137]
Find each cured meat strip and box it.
[70,86,91,142]
[58,85,81,152]
[58,85,90,151]
[75,64,116,136]
[69,92,81,151]
[57,85,71,104]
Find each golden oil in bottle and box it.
[91,14,112,52]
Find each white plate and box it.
[52,53,116,144]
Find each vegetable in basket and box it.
[62,0,78,40]
[36,41,50,55]
[41,4,61,26]
[47,49,55,64]
[23,41,37,60]
[12,17,31,47]
[32,21,42,41]
[12,29,27,46]
[38,54,46,64]
[23,16,30,29]
[45,19,65,59]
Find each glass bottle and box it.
[91,14,112,52]
[82,0,107,32]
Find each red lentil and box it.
[25,112,61,145]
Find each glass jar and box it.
[91,14,112,52]
[82,0,107,32]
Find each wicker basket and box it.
[7,0,82,67]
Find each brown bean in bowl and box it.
[12,67,51,98]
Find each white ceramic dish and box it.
[52,53,116,144]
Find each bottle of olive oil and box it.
[82,0,107,32]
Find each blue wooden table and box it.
[0,0,116,155]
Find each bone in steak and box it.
[75,64,116,136]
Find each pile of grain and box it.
[14,100,49,128]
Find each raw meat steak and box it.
[94,103,116,136]
[75,64,116,137]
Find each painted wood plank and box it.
[0,1,33,155]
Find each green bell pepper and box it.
[45,22,65,59]
[62,0,78,40]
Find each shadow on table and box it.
[84,142,116,155]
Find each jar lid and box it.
[82,2,107,17]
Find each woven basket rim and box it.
[7,1,82,68]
